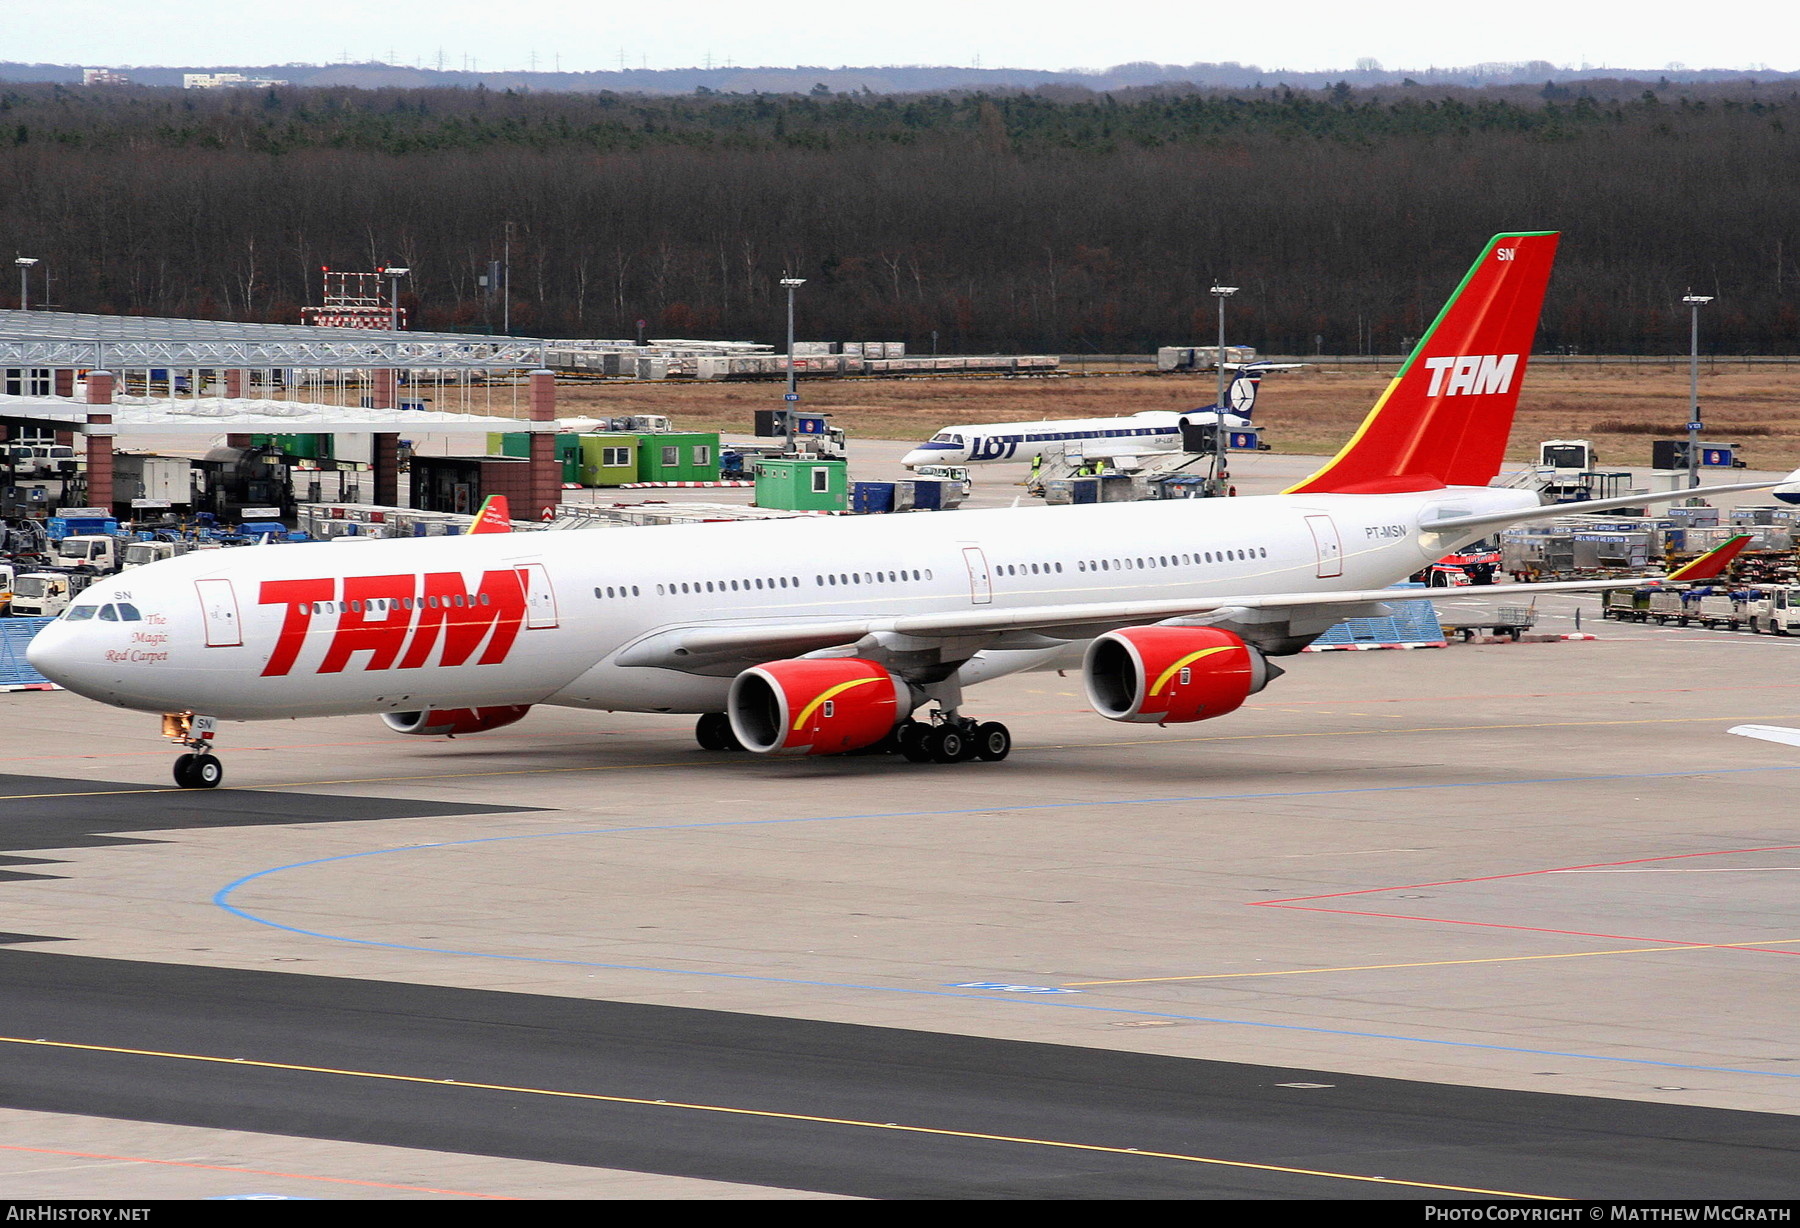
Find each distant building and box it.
[182,72,288,89]
[81,68,130,86]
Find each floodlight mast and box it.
[780,277,806,454]
[1209,285,1238,489]
[15,257,38,312]
[1683,292,1713,489]
[383,267,411,332]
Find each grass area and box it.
[550,360,1800,469]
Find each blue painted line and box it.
[213,762,1800,1082]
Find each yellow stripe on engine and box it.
[1149,646,1236,697]
[791,676,883,731]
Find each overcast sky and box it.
[9,0,1791,74]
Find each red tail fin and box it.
[1286,232,1560,495]
[1666,533,1752,583]
[469,495,513,535]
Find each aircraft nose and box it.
[901,449,929,469]
[24,619,85,689]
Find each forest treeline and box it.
[0,81,1796,353]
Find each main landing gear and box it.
[896,713,1011,765]
[692,710,1011,764]
[694,712,745,751]
[163,712,224,789]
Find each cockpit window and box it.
[63,604,98,622]
[99,604,119,622]
[117,603,143,621]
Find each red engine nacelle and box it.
[728,658,907,756]
[1082,626,1276,724]
[382,706,533,737]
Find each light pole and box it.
[1682,292,1712,489]
[1209,284,1238,489]
[15,257,38,311]
[780,276,806,454]
[383,266,410,331]
[502,221,513,336]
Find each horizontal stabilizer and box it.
[1728,724,1800,749]
[1421,479,1782,534]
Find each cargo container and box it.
[489,432,583,484]
[852,481,896,514]
[114,455,195,510]
[754,457,847,511]
[251,433,335,461]
[578,434,640,486]
[637,432,721,483]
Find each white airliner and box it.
[899,368,1271,468]
[28,231,1797,788]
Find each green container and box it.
[754,457,848,511]
[578,434,641,487]
[252,433,333,461]
[490,432,582,484]
[636,432,721,483]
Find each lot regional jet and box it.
[29,232,1797,787]
[899,368,1280,468]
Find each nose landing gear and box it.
[173,752,224,789]
[162,712,224,789]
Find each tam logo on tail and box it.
[1287,231,1559,495]
[1422,354,1519,397]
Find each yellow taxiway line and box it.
[0,1035,1558,1200]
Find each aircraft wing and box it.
[616,576,1646,673]
[1728,724,1800,748]
[1424,478,1789,533]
